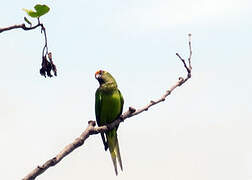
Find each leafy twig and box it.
[1,4,56,78]
[0,22,57,78]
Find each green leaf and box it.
[34,4,50,17]
[23,4,50,18]
[23,8,38,18]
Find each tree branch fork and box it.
[22,34,193,180]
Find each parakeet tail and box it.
[106,129,123,175]
[100,133,108,151]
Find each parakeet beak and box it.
[95,70,102,80]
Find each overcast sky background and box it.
[1,0,252,179]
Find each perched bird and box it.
[95,70,124,175]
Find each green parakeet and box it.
[95,70,124,175]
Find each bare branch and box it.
[23,34,193,180]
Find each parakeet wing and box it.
[95,89,109,150]
[118,90,124,117]
[95,89,102,126]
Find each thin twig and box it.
[188,33,192,70]
[41,24,48,57]
[22,34,193,180]
[0,23,48,57]
[0,23,42,33]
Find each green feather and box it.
[95,70,124,175]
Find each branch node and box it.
[21,23,26,29]
[119,115,124,122]
[178,77,184,86]
[150,100,155,104]
[129,107,136,113]
[88,120,96,126]
[51,157,57,166]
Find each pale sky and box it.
[0,0,252,179]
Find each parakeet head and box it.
[95,70,117,86]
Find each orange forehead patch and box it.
[95,70,104,76]
[95,70,101,75]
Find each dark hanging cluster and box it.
[40,52,57,78]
